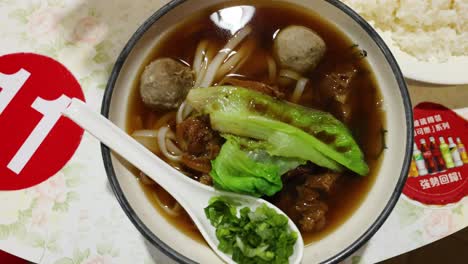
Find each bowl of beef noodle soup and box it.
[102,0,413,263]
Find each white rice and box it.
[341,0,468,62]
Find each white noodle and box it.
[153,192,182,217]
[194,61,208,88]
[132,130,160,153]
[194,45,215,88]
[199,26,252,87]
[291,77,308,103]
[228,55,250,76]
[132,130,158,138]
[176,101,187,124]
[158,126,181,161]
[166,129,177,140]
[218,73,244,85]
[215,50,244,80]
[183,104,193,119]
[176,100,194,124]
[164,129,182,154]
[166,140,183,155]
[267,56,277,83]
[193,40,208,75]
[279,69,302,81]
[215,38,255,81]
[217,47,252,85]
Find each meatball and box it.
[274,25,326,74]
[140,58,194,110]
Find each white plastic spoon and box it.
[63,98,304,264]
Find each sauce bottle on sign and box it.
[413,143,428,176]
[409,157,419,177]
[448,137,463,167]
[429,136,446,172]
[420,139,437,174]
[456,137,468,164]
[439,137,455,169]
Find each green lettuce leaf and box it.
[187,86,368,175]
[211,136,305,197]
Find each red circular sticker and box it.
[403,102,468,205]
[0,53,84,190]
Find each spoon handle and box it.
[63,98,190,201]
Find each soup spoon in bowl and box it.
[63,98,304,264]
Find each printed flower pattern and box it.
[0,191,33,225]
[423,210,455,239]
[72,17,107,45]
[84,255,113,264]
[28,8,61,37]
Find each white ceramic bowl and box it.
[101,0,413,263]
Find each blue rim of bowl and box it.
[101,0,414,263]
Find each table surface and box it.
[0,1,467,264]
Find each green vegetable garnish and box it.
[204,197,298,264]
[211,135,305,197]
[187,86,368,175]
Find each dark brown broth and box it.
[127,2,385,245]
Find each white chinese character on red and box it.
[439,174,450,185]
[435,115,442,122]
[429,177,440,187]
[420,179,431,190]
[414,120,420,127]
[416,128,423,135]
[448,172,459,183]
[427,116,435,124]
[435,124,443,132]
[420,118,428,125]
[442,122,450,130]
[423,127,431,134]
[458,171,462,180]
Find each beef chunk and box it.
[318,65,358,122]
[304,172,340,193]
[282,163,316,182]
[295,190,328,232]
[181,155,212,174]
[199,174,213,186]
[271,165,340,233]
[177,116,223,156]
[176,116,223,175]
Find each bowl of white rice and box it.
[341,0,468,85]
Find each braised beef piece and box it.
[304,172,340,193]
[295,188,328,232]
[318,64,358,123]
[181,156,212,174]
[294,172,339,232]
[199,174,213,186]
[271,164,340,233]
[223,78,285,98]
[176,116,224,175]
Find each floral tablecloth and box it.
[0,1,467,264]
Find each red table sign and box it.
[403,103,468,205]
[0,53,84,190]
[0,250,27,264]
